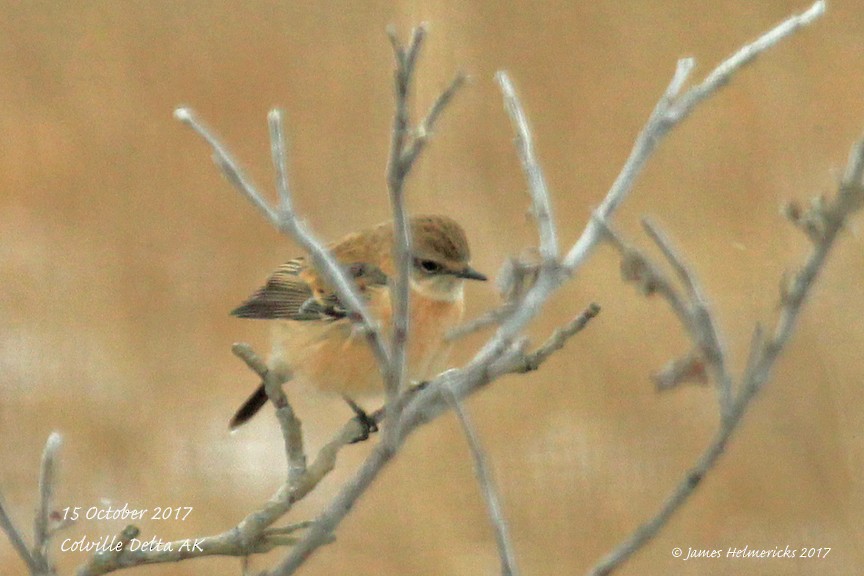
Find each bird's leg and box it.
[341,381,429,443]
[341,395,379,443]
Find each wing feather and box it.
[231,259,388,321]
[231,259,314,320]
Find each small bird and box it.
[229,214,487,429]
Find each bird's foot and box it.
[341,395,379,443]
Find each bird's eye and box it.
[416,258,443,273]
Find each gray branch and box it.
[174,107,392,373]
[496,72,559,263]
[383,24,421,409]
[383,24,467,445]
[448,393,520,576]
[32,432,62,575]
[232,343,306,485]
[0,490,39,574]
[586,131,862,572]
[564,0,825,273]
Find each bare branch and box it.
[0,492,38,574]
[402,26,426,86]
[672,0,826,122]
[446,303,515,341]
[749,136,864,394]
[383,23,466,442]
[78,347,385,575]
[447,249,542,341]
[588,407,735,576]
[588,131,861,576]
[641,219,733,415]
[448,393,520,576]
[174,107,279,224]
[565,1,825,273]
[456,67,578,382]
[174,107,391,373]
[400,72,467,169]
[739,323,766,389]
[77,408,370,576]
[269,441,396,575]
[32,432,62,573]
[447,53,695,410]
[844,137,864,184]
[232,343,306,485]
[562,57,694,272]
[510,303,601,374]
[384,24,421,408]
[598,218,691,326]
[496,72,559,264]
[268,109,294,215]
[76,520,281,576]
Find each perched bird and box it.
[229,214,487,429]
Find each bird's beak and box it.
[455,266,488,281]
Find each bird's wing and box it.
[315,262,389,318]
[231,258,319,320]
[232,259,389,321]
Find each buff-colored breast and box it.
[269,288,464,395]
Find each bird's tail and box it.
[229,385,269,429]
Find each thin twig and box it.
[268,109,294,215]
[269,441,397,575]
[401,73,468,168]
[447,393,520,576]
[565,1,825,274]
[496,72,559,264]
[416,6,823,573]
[447,244,542,342]
[32,432,62,573]
[751,137,864,393]
[598,217,691,327]
[384,23,422,410]
[446,303,516,341]
[232,343,306,485]
[672,0,826,121]
[513,303,600,373]
[588,399,738,576]
[588,120,861,576]
[739,323,766,393]
[262,521,315,537]
[641,219,733,415]
[0,491,39,574]
[77,348,377,576]
[275,316,594,575]
[173,108,278,224]
[462,56,689,394]
[174,107,391,372]
[76,414,361,576]
[383,24,466,445]
[562,57,694,273]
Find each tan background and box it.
[1,1,862,574]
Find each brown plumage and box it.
[229,215,486,428]
[232,260,388,321]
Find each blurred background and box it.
[1,1,862,574]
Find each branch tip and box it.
[173,107,193,122]
[667,58,695,98]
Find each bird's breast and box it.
[269,291,464,395]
